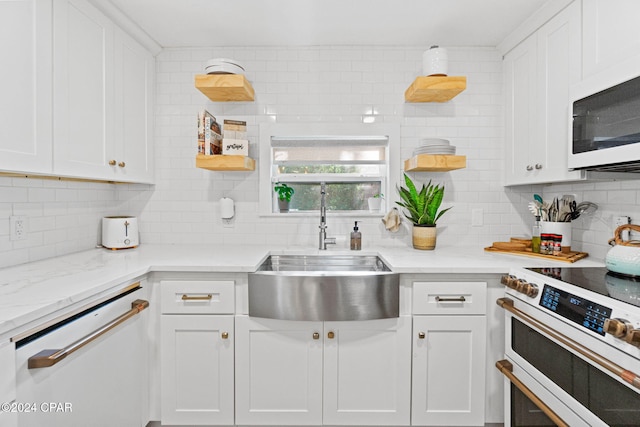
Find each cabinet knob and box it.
[526,165,533,171]
[327,331,335,339]
[313,332,320,340]
[603,318,631,338]
[625,329,640,348]
[535,163,543,169]
[109,160,116,166]
[418,332,425,339]
[221,332,229,339]
[118,161,126,168]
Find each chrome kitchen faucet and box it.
[319,182,336,250]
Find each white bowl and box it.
[419,138,449,146]
[205,58,245,74]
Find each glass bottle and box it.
[532,216,541,253]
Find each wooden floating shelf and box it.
[196,154,255,171]
[404,155,466,172]
[405,76,466,103]
[194,74,255,102]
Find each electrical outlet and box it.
[614,215,631,241]
[10,216,27,241]
[614,216,630,228]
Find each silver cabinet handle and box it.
[526,165,533,171]
[181,294,212,301]
[28,299,149,369]
[435,296,466,302]
[535,163,542,169]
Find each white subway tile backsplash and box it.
[1,45,635,267]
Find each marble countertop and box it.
[0,243,604,338]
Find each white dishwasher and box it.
[13,281,150,427]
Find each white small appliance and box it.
[102,216,139,249]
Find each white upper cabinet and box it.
[504,1,584,185]
[52,0,114,180]
[52,0,154,183]
[0,0,52,174]
[582,0,640,79]
[114,27,155,183]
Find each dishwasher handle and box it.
[28,299,149,369]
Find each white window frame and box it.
[259,123,401,216]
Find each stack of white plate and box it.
[205,58,245,75]
[413,138,456,155]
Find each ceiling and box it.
[109,0,549,48]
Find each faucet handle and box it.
[325,237,336,246]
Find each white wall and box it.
[143,45,530,250]
[2,44,638,268]
[0,177,150,268]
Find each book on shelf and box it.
[223,119,247,140]
[197,110,222,155]
[222,139,249,156]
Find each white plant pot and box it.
[368,197,383,212]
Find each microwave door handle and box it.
[496,359,570,427]
[28,299,149,369]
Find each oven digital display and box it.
[539,285,611,336]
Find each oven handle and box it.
[496,359,569,427]
[497,297,640,391]
[27,299,149,369]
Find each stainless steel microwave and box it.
[569,55,640,172]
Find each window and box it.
[259,124,398,215]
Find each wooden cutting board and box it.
[484,246,588,263]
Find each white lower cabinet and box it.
[411,282,487,426]
[160,280,235,426]
[0,340,17,427]
[235,315,411,426]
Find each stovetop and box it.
[526,267,640,309]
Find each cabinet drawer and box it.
[161,280,234,314]
[413,282,487,315]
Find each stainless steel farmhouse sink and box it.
[248,255,399,321]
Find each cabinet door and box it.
[52,0,115,180]
[323,317,411,426]
[412,315,487,426]
[235,316,323,425]
[504,33,538,185]
[0,0,52,174]
[161,315,234,425]
[583,0,640,78]
[534,0,583,183]
[504,2,583,186]
[113,27,154,184]
[0,340,16,427]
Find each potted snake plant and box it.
[396,174,451,250]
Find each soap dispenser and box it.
[350,221,362,250]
